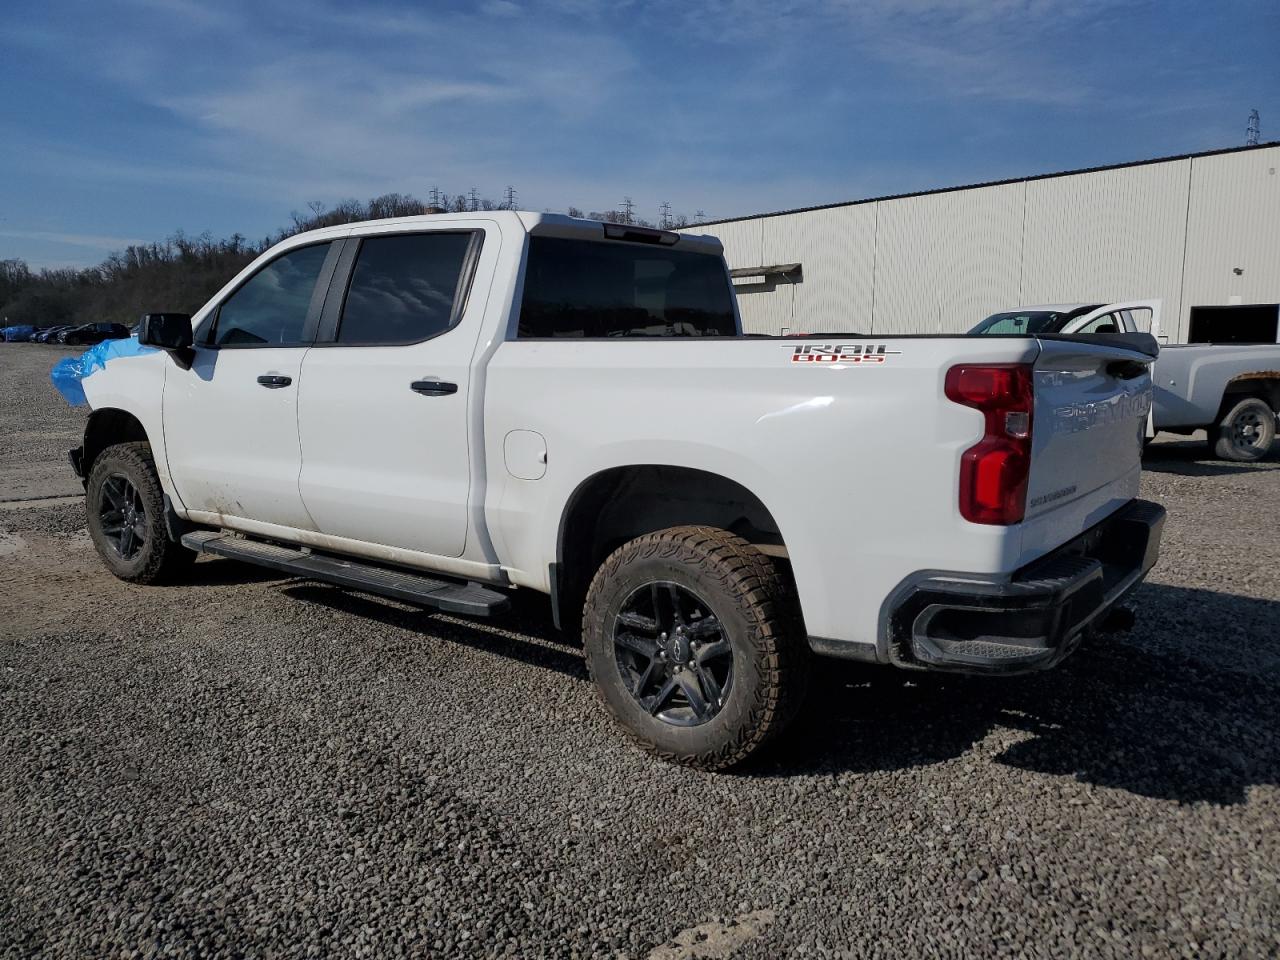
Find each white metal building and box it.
[683,142,1280,343]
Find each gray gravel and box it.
[0,343,88,500]
[1,343,1278,958]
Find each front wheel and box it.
[86,442,195,584]
[581,526,809,770]
[1212,397,1276,462]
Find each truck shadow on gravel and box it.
[766,583,1279,806]
[281,582,589,681]
[1142,440,1278,476]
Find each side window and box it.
[1077,312,1121,334]
[980,314,1034,335]
[337,233,474,344]
[213,243,331,346]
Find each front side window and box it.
[518,236,736,338]
[337,233,474,344]
[213,242,331,346]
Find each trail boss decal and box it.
[790,343,902,364]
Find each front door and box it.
[163,240,339,530]
[296,226,487,558]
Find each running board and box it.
[181,530,511,617]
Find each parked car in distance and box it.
[970,300,1280,462]
[33,325,73,343]
[0,324,37,342]
[62,322,131,345]
[65,211,1165,769]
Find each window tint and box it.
[971,311,1063,335]
[213,243,331,346]
[338,233,473,344]
[518,236,736,338]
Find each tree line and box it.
[0,191,703,329]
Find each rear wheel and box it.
[582,525,808,770]
[1212,397,1276,462]
[86,442,195,584]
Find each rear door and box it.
[296,224,489,558]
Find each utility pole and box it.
[1246,109,1261,146]
[659,201,672,229]
[503,185,518,210]
[468,187,480,212]
[621,197,635,225]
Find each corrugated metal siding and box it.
[1020,160,1190,340]
[1181,148,1280,333]
[705,219,767,334]
[754,205,877,334]
[681,144,1280,343]
[872,182,1023,334]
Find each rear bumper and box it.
[886,499,1166,675]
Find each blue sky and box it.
[2,0,1277,268]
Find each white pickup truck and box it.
[971,301,1280,461]
[67,212,1166,769]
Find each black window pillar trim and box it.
[315,237,360,343]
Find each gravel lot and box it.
[1,341,1278,958]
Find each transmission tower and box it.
[659,201,672,228]
[621,197,635,224]
[468,187,480,212]
[503,185,518,210]
[428,187,442,208]
[1247,109,1261,146]
[694,209,706,223]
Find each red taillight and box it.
[945,363,1034,525]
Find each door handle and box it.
[257,374,293,388]
[410,380,458,396]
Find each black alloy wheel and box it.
[98,473,148,560]
[613,581,733,727]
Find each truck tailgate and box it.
[1024,336,1153,523]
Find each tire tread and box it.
[582,525,808,771]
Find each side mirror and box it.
[138,313,194,368]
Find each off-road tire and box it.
[582,525,809,770]
[86,441,195,584]
[1212,397,1276,462]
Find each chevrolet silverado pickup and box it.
[971,301,1280,461]
[64,212,1165,769]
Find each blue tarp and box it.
[2,324,36,341]
[50,335,157,407]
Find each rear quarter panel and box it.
[483,336,1041,651]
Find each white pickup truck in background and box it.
[65,212,1165,769]
[971,301,1280,461]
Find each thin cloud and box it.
[0,230,144,251]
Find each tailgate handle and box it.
[1107,359,1150,381]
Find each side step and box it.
[181,530,511,617]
